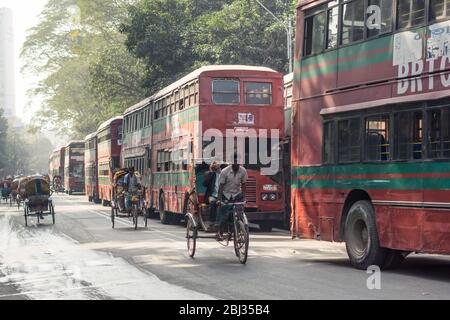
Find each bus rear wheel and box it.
[344,200,387,270]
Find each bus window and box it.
[397,0,426,29]
[367,0,393,38]
[429,0,450,22]
[245,83,272,105]
[365,115,390,161]
[212,79,240,105]
[304,10,326,55]
[444,108,450,158]
[341,0,365,45]
[394,111,423,160]
[338,118,361,163]
[323,122,334,164]
[326,5,339,49]
[117,125,123,145]
[71,165,83,178]
[428,107,450,158]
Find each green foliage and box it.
[0,109,9,171]
[0,114,53,177]
[122,0,296,92]
[23,0,296,138]
[22,0,146,139]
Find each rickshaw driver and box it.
[216,155,248,240]
[124,168,140,211]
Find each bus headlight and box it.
[261,193,269,201]
[269,193,277,201]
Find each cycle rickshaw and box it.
[110,169,147,230]
[22,175,55,227]
[1,178,13,205]
[185,193,250,264]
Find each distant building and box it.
[0,7,16,120]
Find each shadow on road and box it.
[307,255,450,282]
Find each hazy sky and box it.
[0,0,47,123]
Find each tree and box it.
[22,0,146,139]
[192,0,296,72]
[0,108,8,173]
[121,0,296,92]
[121,0,232,93]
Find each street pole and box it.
[254,0,293,73]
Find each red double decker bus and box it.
[84,132,99,203]
[64,141,85,194]
[292,0,450,269]
[122,65,285,230]
[97,116,123,206]
[49,147,65,187]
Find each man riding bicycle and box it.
[216,155,248,240]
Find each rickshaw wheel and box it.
[144,208,148,228]
[234,221,249,265]
[186,215,198,259]
[50,204,55,225]
[24,206,28,227]
[111,206,115,229]
[132,204,138,230]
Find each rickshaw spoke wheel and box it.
[111,207,115,229]
[234,221,249,264]
[186,217,197,258]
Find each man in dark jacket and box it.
[202,162,221,221]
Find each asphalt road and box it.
[0,194,449,300]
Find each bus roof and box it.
[65,140,85,147]
[97,116,124,133]
[84,132,97,141]
[123,97,154,116]
[297,0,322,10]
[123,65,279,116]
[154,65,279,100]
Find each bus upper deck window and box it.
[245,82,272,105]
[304,11,326,55]
[429,0,450,22]
[367,0,393,38]
[212,79,240,105]
[397,0,425,29]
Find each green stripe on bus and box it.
[153,106,200,134]
[153,172,191,187]
[292,162,450,176]
[296,35,393,81]
[291,162,450,190]
[292,177,450,190]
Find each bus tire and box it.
[382,249,408,270]
[344,200,387,270]
[159,193,170,225]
